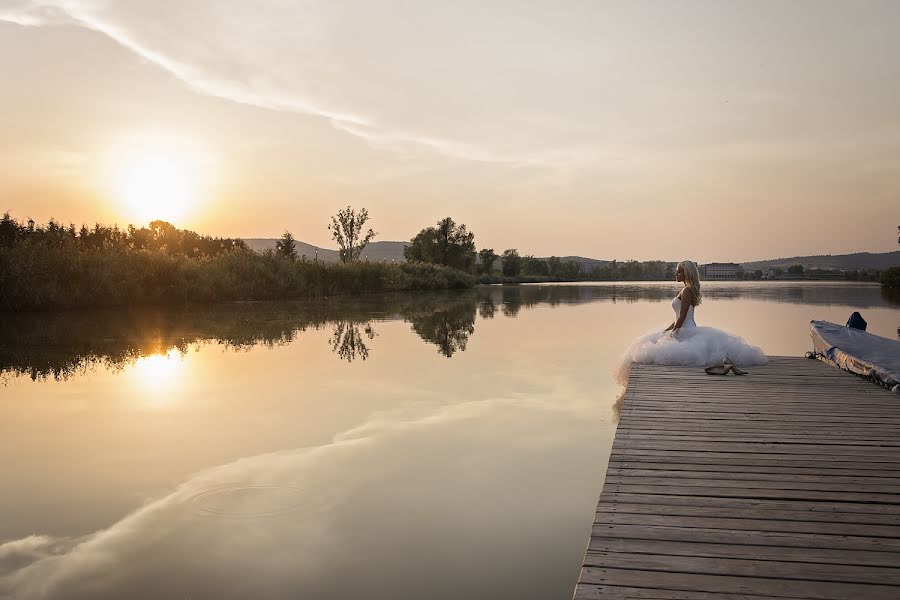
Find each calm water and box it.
[1,282,898,599]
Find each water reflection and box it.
[1,282,897,600]
[128,349,185,397]
[405,294,477,357]
[1,283,895,380]
[330,321,377,362]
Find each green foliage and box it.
[404,217,476,272]
[521,255,549,276]
[546,256,562,276]
[328,206,377,263]
[501,249,522,277]
[881,266,900,288]
[275,231,298,260]
[787,264,804,275]
[477,248,498,275]
[0,215,474,311]
[398,262,476,290]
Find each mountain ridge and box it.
[242,238,899,271]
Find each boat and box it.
[809,320,900,392]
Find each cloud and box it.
[0,0,575,166]
[0,391,603,599]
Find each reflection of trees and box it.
[1,298,391,381]
[476,282,900,310]
[478,299,496,319]
[330,321,376,362]
[401,292,478,357]
[3,283,895,381]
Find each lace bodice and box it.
[672,294,697,329]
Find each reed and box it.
[0,215,475,311]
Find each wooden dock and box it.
[574,356,900,600]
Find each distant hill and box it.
[242,239,408,263]
[740,251,900,272]
[241,239,898,274]
[547,256,612,270]
[242,239,614,269]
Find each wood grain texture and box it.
[572,357,900,600]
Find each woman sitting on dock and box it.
[615,260,766,385]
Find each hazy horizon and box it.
[2,1,899,263]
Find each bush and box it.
[0,216,480,311]
[881,266,900,288]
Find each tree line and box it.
[0,210,472,311]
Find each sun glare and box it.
[106,135,210,225]
[129,348,186,406]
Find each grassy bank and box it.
[0,216,474,311]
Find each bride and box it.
[615,260,766,385]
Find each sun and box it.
[107,135,209,225]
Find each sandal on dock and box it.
[724,357,748,375]
[704,363,731,375]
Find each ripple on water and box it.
[188,485,310,518]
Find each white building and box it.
[702,262,744,280]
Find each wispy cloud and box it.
[0,1,564,166]
[0,391,598,598]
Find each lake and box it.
[1,282,898,599]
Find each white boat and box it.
[810,320,900,391]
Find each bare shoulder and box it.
[680,287,694,302]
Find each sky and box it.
[0,0,898,262]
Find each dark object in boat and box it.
[846,311,867,331]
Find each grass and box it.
[0,232,475,311]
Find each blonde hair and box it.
[678,260,702,306]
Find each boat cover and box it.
[810,320,900,389]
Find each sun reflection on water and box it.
[128,348,185,405]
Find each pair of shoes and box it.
[705,357,748,376]
[725,357,748,375]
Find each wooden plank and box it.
[607,461,900,478]
[596,502,900,526]
[615,412,900,425]
[616,423,900,432]
[575,584,808,600]
[587,537,900,567]
[583,552,900,585]
[603,475,900,494]
[579,567,899,600]
[601,483,900,504]
[573,358,900,599]
[622,404,898,417]
[614,450,900,468]
[617,433,900,446]
[612,441,900,460]
[593,512,900,538]
[605,468,900,486]
[600,492,900,515]
[589,522,900,552]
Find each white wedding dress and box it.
[615,294,767,385]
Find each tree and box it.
[478,248,498,275]
[561,260,581,279]
[404,217,476,271]
[546,256,562,277]
[522,255,549,276]
[328,206,377,263]
[787,264,804,275]
[275,231,298,260]
[501,249,522,277]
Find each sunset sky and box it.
[1,0,898,262]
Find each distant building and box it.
[702,262,743,280]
